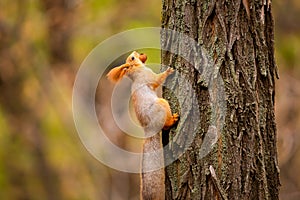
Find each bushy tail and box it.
[106,63,130,83]
[140,132,165,200]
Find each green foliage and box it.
[276,34,300,71]
[0,0,299,199]
[0,0,161,199]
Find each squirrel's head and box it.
[107,51,147,83]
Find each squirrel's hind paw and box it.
[172,113,179,122]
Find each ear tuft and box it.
[139,53,147,63]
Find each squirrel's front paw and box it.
[166,67,175,75]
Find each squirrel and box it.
[107,51,179,200]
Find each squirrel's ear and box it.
[107,64,129,83]
[139,53,147,63]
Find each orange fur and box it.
[106,63,130,83]
[156,98,179,130]
[148,68,174,90]
[107,51,179,200]
[139,53,147,63]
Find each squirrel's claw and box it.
[166,67,175,75]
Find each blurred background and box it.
[0,0,299,199]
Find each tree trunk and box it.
[161,0,280,199]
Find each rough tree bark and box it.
[161,0,280,199]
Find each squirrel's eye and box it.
[131,56,135,61]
